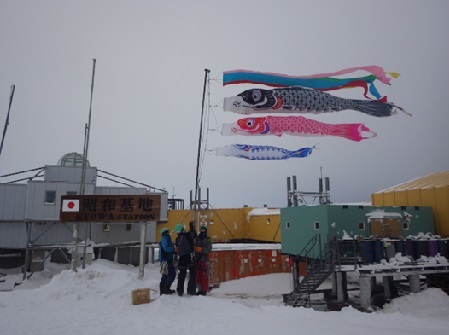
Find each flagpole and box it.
[194,69,210,229]
[0,85,16,159]
[72,59,96,271]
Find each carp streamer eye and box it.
[246,118,255,127]
[251,90,262,102]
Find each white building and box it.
[0,152,168,269]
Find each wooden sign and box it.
[60,194,162,223]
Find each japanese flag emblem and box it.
[62,199,80,212]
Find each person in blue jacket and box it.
[159,227,176,295]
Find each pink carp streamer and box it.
[221,115,376,142]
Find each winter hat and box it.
[173,223,184,233]
[200,225,207,231]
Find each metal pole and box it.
[73,58,96,271]
[0,84,15,159]
[194,69,210,227]
[138,223,147,279]
[293,176,298,207]
[23,222,32,281]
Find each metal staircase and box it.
[285,235,336,307]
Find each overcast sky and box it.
[1,0,448,208]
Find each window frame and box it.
[45,191,57,205]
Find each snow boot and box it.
[164,287,175,294]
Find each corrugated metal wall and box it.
[44,165,97,183]
[372,171,449,237]
[0,166,165,248]
[209,247,290,284]
[0,184,26,220]
[24,181,95,221]
[90,222,157,244]
[0,222,27,248]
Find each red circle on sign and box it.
[68,201,75,209]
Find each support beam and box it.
[383,276,392,300]
[359,276,372,310]
[409,275,420,293]
[23,222,32,280]
[331,272,337,296]
[336,272,345,302]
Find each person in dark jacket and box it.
[173,222,196,296]
[159,227,176,295]
[195,225,212,295]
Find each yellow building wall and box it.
[406,189,421,205]
[420,188,436,208]
[383,191,396,204]
[371,193,385,206]
[394,190,408,204]
[248,215,281,242]
[156,207,253,243]
[372,186,449,237]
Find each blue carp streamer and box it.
[214,144,314,160]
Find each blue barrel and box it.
[412,240,428,260]
[385,242,396,260]
[394,240,406,256]
[406,239,413,258]
[360,241,374,264]
[428,240,438,257]
[437,239,448,257]
[373,240,384,263]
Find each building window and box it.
[45,191,56,204]
[402,222,409,230]
[358,222,365,230]
[103,224,111,232]
[314,222,320,230]
[286,221,291,229]
[126,224,132,231]
[67,191,77,196]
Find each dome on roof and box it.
[57,152,89,167]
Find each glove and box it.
[160,261,168,275]
[195,246,203,253]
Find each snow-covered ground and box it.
[1,259,448,335]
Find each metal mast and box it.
[72,59,96,271]
[0,85,16,159]
[193,69,210,228]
